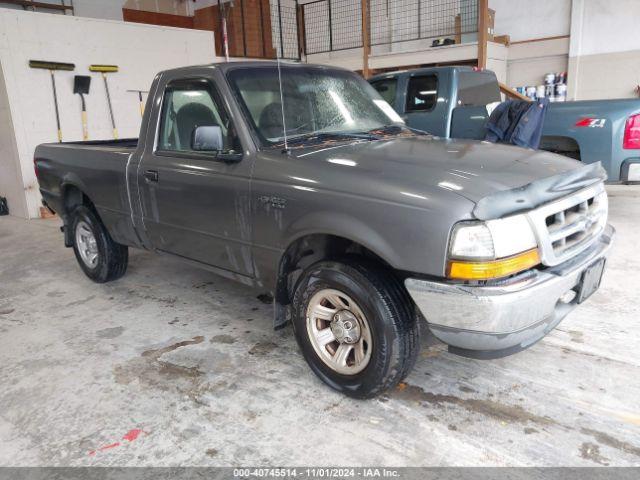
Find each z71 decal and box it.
[575,118,607,128]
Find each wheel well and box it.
[275,234,394,306]
[61,185,98,247]
[540,135,581,161]
[62,185,96,218]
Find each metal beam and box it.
[477,0,488,69]
[361,0,370,78]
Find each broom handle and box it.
[80,93,88,140]
[138,91,144,117]
[102,73,118,139]
[50,71,62,142]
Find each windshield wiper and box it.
[367,124,403,134]
[314,132,380,141]
[273,131,380,148]
[367,124,432,137]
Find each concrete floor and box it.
[0,186,639,467]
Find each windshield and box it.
[226,66,405,146]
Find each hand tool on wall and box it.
[89,64,119,139]
[127,89,149,118]
[29,60,75,142]
[73,75,91,140]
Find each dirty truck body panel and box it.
[369,66,640,182]
[35,61,614,364]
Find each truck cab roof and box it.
[158,60,353,77]
[369,65,480,82]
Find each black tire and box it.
[292,258,420,399]
[71,205,128,283]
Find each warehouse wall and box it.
[489,0,571,43]
[568,0,640,100]
[506,37,569,88]
[488,0,570,89]
[73,0,126,21]
[0,9,215,219]
[0,66,25,218]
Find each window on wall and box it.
[158,80,240,153]
[406,75,438,112]
[370,78,398,106]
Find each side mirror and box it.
[192,125,223,152]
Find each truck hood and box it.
[294,136,605,217]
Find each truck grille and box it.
[527,183,608,266]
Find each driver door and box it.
[138,77,254,276]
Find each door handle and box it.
[144,169,158,182]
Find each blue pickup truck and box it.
[369,66,640,182]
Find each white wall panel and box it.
[0,9,216,218]
[490,0,571,42]
[570,0,640,57]
[568,0,640,99]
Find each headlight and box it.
[448,215,540,280]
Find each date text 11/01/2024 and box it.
[233,468,400,478]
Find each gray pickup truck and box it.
[369,66,640,182]
[35,61,614,398]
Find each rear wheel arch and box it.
[540,135,581,161]
[61,183,97,216]
[70,205,128,283]
[61,183,101,246]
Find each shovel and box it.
[73,75,91,140]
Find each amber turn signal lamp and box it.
[447,248,541,280]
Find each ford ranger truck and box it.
[369,66,640,182]
[35,62,615,398]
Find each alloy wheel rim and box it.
[75,221,99,268]
[306,288,372,375]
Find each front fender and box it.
[284,210,405,269]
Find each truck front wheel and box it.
[292,259,420,398]
[71,205,128,283]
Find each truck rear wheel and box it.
[292,259,419,398]
[71,205,128,283]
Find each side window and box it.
[406,75,438,112]
[158,80,240,153]
[370,78,397,106]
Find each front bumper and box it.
[405,224,615,359]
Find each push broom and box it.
[89,64,119,139]
[29,60,75,142]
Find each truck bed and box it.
[452,98,640,180]
[35,138,139,247]
[44,137,138,152]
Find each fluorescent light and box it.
[401,191,428,200]
[328,158,357,167]
[438,181,463,191]
[290,176,317,184]
[373,99,404,123]
[328,90,354,125]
